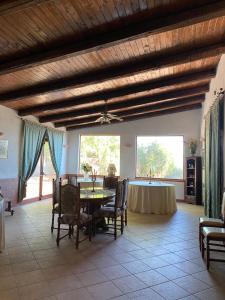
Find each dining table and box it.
[80,187,116,232]
[78,177,103,188]
[0,195,5,252]
[128,181,177,214]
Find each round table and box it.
[128,181,177,214]
[78,178,103,188]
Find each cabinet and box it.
[185,156,202,205]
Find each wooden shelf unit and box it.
[185,156,202,205]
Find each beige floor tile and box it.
[0,274,18,291]
[174,261,206,274]
[18,281,50,300]
[122,260,151,274]
[100,265,130,280]
[135,269,168,286]
[0,264,13,277]
[126,287,164,299]
[113,275,147,293]
[152,281,190,300]
[76,269,108,286]
[87,281,122,300]
[0,288,20,300]
[12,260,40,274]
[142,256,170,269]
[156,265,188,280]
[173,275,210,293]
[56,287,94,300]
[194,287,225,300]
[158,253,186,264]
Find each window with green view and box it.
[136,136,183,179]
[80,135,120,175]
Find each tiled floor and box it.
[1,200,225,300]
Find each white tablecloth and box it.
[128,181,177,214]
[0,195,5,251]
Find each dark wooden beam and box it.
[39,85,207,123]
[66,104,202,131]
[19,68,215,116]
[1,1,225,75]
[55,96,204,127]
[0,0,52,16]
[0,42,222,102]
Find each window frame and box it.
[135,135,185,181]
[79,134,121,175]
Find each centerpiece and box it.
[81,162,92,179]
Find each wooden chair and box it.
[199,192,225,249]
[96,180,125,239]
[103,176,118,189]
[56,183,92,249]
[123,178,129,226]
[201,227,225,269]
[51,177,61,233]
[68,174,78,186]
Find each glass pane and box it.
[80,136,120,175]
[136,136,183,179]
[24,159,40,200]
[42,142,56,196]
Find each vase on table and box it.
[83,172,89,179]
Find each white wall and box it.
[67,108,202,200]
[0,105,68,179]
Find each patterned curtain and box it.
[47,128,64,177]
[18,120,46,202]
[204,99,224,217]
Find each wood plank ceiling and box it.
[1,0,225,130]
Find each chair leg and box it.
[88,222,92,242]
[206,238,210,270]
[69,225,72,238]
[75,225,80,249]
[114,217,117,240]
[56,219,60,246]
[121,214,124,234]
[51,212,55,233]
[199,224,201,250]
[201,233,205,259]
[125,209,127,226]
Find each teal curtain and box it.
[47,128,64,177]
[204,99,224,217]
[18,120,46,202]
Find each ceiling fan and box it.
[95,100,123,124]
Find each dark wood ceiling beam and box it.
[54,96,204,128]
[0,0,52,16]
[18,68,215,116]
[0,42,223,102]
[1,1,225,74]
[66,104,202,131]
[39,84,207,123]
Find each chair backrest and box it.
[68,174,78,186]
[221,192,225,221]
[59,183,81,218]
[115,180,125,209]
[52,177,61,205]
[103,176,118,189]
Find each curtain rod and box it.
[16,116,66,133]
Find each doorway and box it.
[24,141,56,201]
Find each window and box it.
[136,136,183,179]
[80,135,120,175]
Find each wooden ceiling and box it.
[1,0,225,130]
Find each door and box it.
[24,141,56,201]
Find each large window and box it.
[80,135,120,175]
[136,136,183,179]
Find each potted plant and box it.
[188,139,198,156]
[81,163,92,179]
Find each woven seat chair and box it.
[51,177,61,233]
[199,192,225,249]
[103,176,118,189]
[56,183,92,249]
[201,227,225,269]
[96,180,126,239]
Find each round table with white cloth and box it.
[128,181,177,214]
[0,195,5,252]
